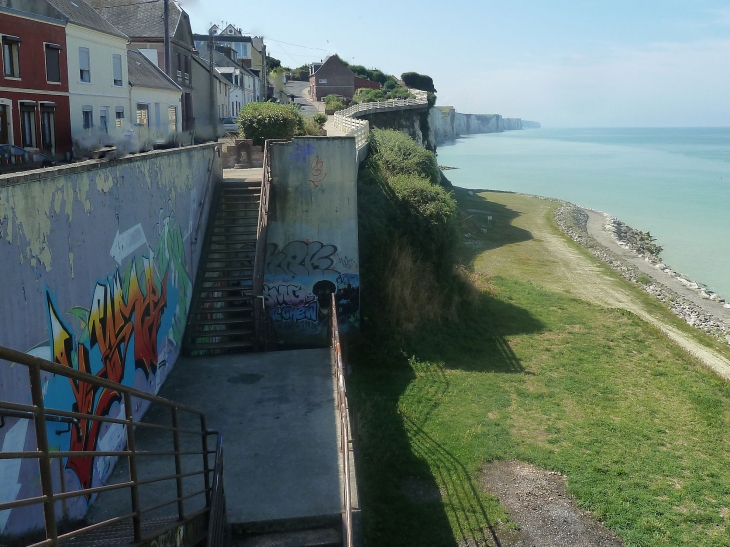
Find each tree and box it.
[401,72,437,93]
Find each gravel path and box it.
[585,210,730,325]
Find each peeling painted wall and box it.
[0,144,220,538]
[265,138,360,347]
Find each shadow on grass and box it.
[451,187,534,265]
[350,290,543,546]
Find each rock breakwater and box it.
[554,204,730,346]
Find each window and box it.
[40,105,55,150]
[82,106,93,130]
[2,36,21,78]
[168,106,177,133]
[99,107,108,133]
[184,55,190,81]
[0,104,8,145]
[79,47,90,82]
[20,103,36,148]
[176,52,181,77]
[45,44,61,83]
[112,54,122,86]
[115,106,124,128]
[136,103,149,126]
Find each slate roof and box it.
[191,54,229,84]
[44,0,127,39]
[128,49,181,91]
[85,0,182,39]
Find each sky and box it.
[180,0,730,127]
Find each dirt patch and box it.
[479,461,623,547]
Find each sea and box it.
[436,128,730,299]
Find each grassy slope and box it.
[350,190,730,547]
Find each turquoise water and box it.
[437,128,730,298]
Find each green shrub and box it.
[368,129,440,185]
[353,88,385,104]
[325,95,346,112]
[238,102,300,145]
[388,175,459,273]
[313,112,327,127]
[427,92,437,107]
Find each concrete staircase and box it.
[185,176,262,354]
[232,516,342,547]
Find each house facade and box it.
[127,49,182,148]
[44,0,130,152]
[87,0,196,132]
[0,2,73,160]
[309,55,355,101]
[190,54,224,140]
[194,25,266,101]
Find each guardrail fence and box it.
[330,294,354,547]
[0,345,226,547]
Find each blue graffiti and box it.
[288,144,315,163]
[269,301,318,323]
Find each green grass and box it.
[350,192,730,546]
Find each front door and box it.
[0,104,8,145]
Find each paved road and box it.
[285,80,321,117]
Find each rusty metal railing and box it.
[330,294,353,547]
[252,140,275,351]
[0,345,226,547]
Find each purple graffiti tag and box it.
[288,144,315,163]
[263,284,315,308]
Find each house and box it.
[189,54,227,140]
[86,0,196,132]
[42,0,130,152]
[197,44,258,115]
[309,55,356,101]
[355,76,380,91]
[193,25,266,101]
[0,1,73,161]
[127,49,182,148]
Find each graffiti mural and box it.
[265,241,339,277]
[263,241,360,344]
[40,215,191,499]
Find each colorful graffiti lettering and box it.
[265,241,339,277]
[308,155,327,187]
[269,301,318,323]
[42,218,190,497]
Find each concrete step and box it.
[188,328,253,338]
[202,275,253,282]
[187,316,254,326]
[188,340,254,350]
[233,527,341,547]
[198,295,253,303]
[213,221,258,228]
[204,266,254,272]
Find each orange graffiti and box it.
[308,155,327,187]
[47,258,167,494]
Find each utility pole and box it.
[209,29,217,136]
[163,0,170,75]
[261,38,266,101]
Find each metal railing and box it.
[0,344,226,547]
[252,139,274,351]
[330,294,353,547]
[332,89,429,151]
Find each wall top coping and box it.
[0,143,219,188]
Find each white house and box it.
[46,0,131,152]
[215,66,256,117]
[127,49,182,149]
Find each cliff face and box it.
[429,107,538,144]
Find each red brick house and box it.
[309,55,355,101]
[354,76,380,91]
[0,3,73,161]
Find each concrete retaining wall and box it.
[0,144,221,537]
[265,137,360,347]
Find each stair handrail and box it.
[0,344,222,547]
[330,294,354,547]
[205,430,227,547]
[252,139,276,350]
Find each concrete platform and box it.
[87,349,342,528]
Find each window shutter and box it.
[45,45,61,83]
[112,54,122,86]
[79,47,90,70]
